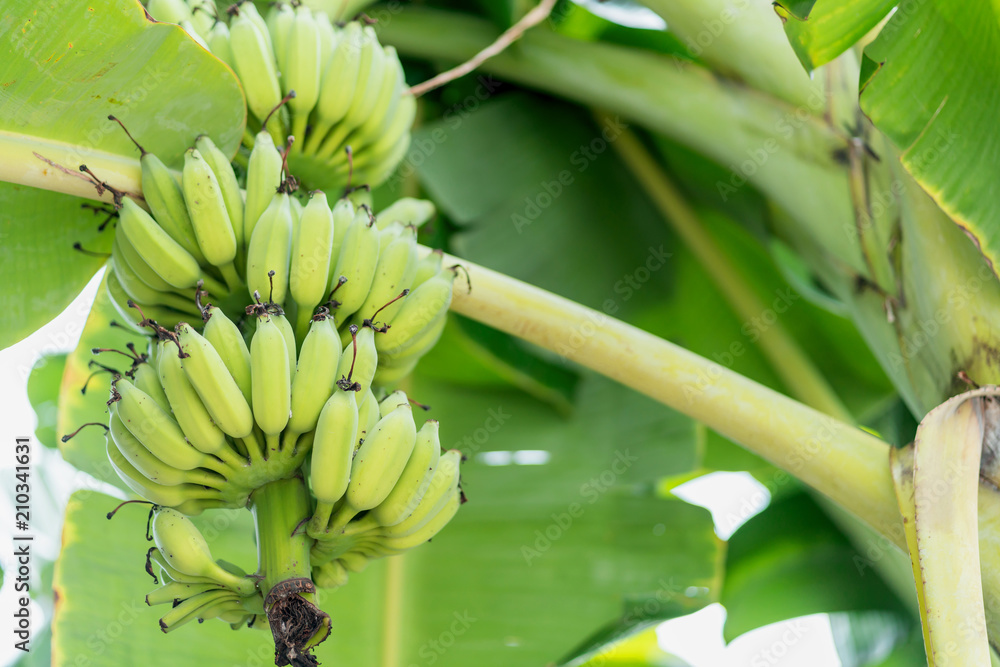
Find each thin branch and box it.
[406,0,558,98]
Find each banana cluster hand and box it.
[144,508,263,632]
[143,0,413,190]
[306,389,464,587]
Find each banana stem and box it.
[242,432,265,467]
[308,502,334,537]
[200,273,231,300]
[606,121,852,422]
[265,433,281,458]
[250,476,315,595]
[327,505,358,535]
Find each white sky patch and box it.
[476,450,551,466]
[657,606,842,666]
[571,0,667,30]
[672,471,771,539]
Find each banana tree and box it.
[3,0,1000,665]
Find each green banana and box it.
[131,356,171,414]
[344,185,373,211]
[289,191,335,331]
[337,551,369,573]
[377,311,448,370]
[194,135,244,256]
[286,5,321,144]
[348,46,403,152]
[157,338,229,457]
[229,7,282,129]
[146,581,228,607]
[303,21,362,155]
[202,305,253,405]
[288,315,341,436]
[118,197,202,289]
[329,207,380,323]
[376,267,456,356]
[158,588,244,633]
[330,403,417,531]
[266,2,295,78]
[371,419,441,526]
[377,490,461,554]
[109,255,200,315]
[114,229,175,293]
[151,508,257,595]
[112,378,217,471]
[317,26,385,158]
[326,197,355,290]
[177,322,254,439]
[376,198,436,231]
[307,389,359,534]
[179,19,209,48]
[315,11,337,74]
[246,192,292,305]
[335,325,377,399]
[181,149,239,287]
[147,0,191,23]
[235,1,272,54]
[382,450,462,537]
[312,560,348,589]
[104,270,185,332]
[105,437,224,511]
[412,249,443,288]
[135,151,206,265]
[356,386,380,444]
[272,312,297,382]
[187,1,215,36]
[358,133,411,186]
[109,411,225,488]
[250,314,291,438]
[371,356,420,387]
[244,130,283,242]
[206,21,235,69]
[355,227,417,325]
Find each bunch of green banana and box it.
[308,417,464,586]
[144,507,262,632]
[144,0,414,190]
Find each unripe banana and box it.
[285,5,321,143]
[244,130,283,242]
[288,315,341,436]
[194,135,244,255]
[371,356,419,387]
[236,1,272,53]
[315,12,337,73]
[177,322,254,439]
[312,560,348,589]
[152,509,256,595]
[383,450,462,537]
[371,419,441,526]
[329,208,380,323]
[344,186,373,211]
[105,436,223,511]
[377,312,447,370]
[202,305,252,405]
[326,197,355,289]
[266,2,295,77]
[114,230,175,293]
[317,26,385,158]
[377,390,408,415]
[182,148,238,277]
[354,92,416,173]
[131,357,171,414]
[378,490,461,553]
[134,151,207,265]
[109,411,223,488]
[304,21,362,155]
[349,46,403,151]
[179,19,210,48]
[376,267,455,356]
[146,580,226,607]
[250,315,290,437]
[355,229,418,325]
[206,21,235,69]
[358,132,411,186]
[156,340,231,457]
[356,386,380,444]
[307,389,359,534]
[339,403,417,521]
[246,193,292,305]
[103,270,185,331]
[412,250,443,288]
[187,0,215,37]
[271,312,297,384]
[159,590,246,633]
[335,325,377,398]
[113,378,216,471]
[229,8,282,128]
[338,551,369,573]
[147,0,191,23]
[118,197,202,290]
[110,255,201,315]
[377,198,436,231]
[290,192,335,325]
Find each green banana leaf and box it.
[774,0,896,71]
[0,0,244,350]
[860,1,1000,276]
[27,353,67,449]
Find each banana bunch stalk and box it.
[144,0,414,191]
